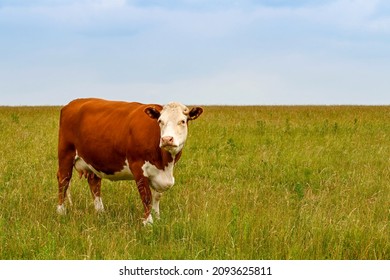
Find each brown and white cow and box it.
[56,98,203,224]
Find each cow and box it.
[56,98,203,225]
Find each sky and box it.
[0,0,390,106]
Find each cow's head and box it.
[145,102,203,155]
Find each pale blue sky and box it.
[1,0,389,105]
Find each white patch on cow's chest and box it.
[74,154,134,181]
[142,161,175,193]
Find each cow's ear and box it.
[188,107,203,121]
[144,107,161,119]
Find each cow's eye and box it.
[179,120,186,125]
[158,119,164,125]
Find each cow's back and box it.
[59,98,161,174]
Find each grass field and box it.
[0,105,389,260]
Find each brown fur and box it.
[57,98,192,220]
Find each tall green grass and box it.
[0,105,389,259]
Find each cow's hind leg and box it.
[57,152,75,215]
[87,174,104,213]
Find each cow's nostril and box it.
[161,136,174,145]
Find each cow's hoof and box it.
[143,215,153,226]
[57,204,66,215]
[94,197,105,213]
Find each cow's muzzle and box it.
[161,136,177,148]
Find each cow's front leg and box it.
[131,162,153,225]
[151,188,162,220]
[136,176,153,225]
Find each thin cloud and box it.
[1,0,390,105]
[2,0,389,35]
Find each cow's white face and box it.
[145,102,203,156]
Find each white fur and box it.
[94,196,104,212]
[66,188,73,206]
[158,103,189,156]
[57,204,66,215]
[151,189,162,219]
[74,155,134,181]
[142,160,175,193]
[143,214,153,226]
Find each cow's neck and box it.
[160,149,182,167]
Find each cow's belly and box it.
[74,155,134,181]
[73,155,175,192]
